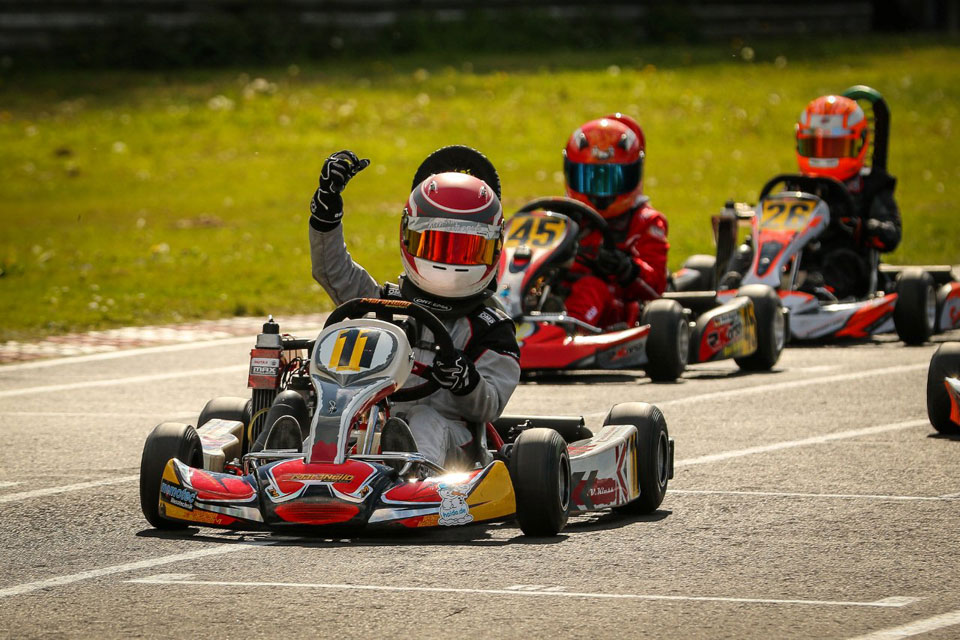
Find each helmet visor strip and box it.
[563,159,642,197]
[402,218,502,266]
[796,133,863,159]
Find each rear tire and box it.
[679,254,717,291]
[508,428,570,536]
[605,403,670,514]
[895,268,936,345]
[928,343,960,435]
[139,422,203,529]
[642,299,689,382]
[734,284,785,371]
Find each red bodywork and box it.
[519,323,650,370]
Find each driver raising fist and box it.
[309,150,520,467]
[561,114,670,328]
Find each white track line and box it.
[0,476,139,504]
[675,420,927,468]
[846,608,960,639]
[0,544,267,599]
[0,482,19,489]
[670,489,957,502]
[0,364,246,399]
[584,363,928,418]
[128,574,918,608]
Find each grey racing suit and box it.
[310,225,521,467]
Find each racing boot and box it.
[262,415,303,452]
[380,417,418,453]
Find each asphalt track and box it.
[2,324,960,639]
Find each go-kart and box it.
[139,298,674,537]
[673,85,960,344]
[928,342,960,435]
[496,196,786,380]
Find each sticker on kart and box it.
[759,194,819,230]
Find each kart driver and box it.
[722,94,903,300]
[308,150,520,468]
[560,114,669,328]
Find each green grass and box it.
[1,36,958,340]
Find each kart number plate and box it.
[504,214,567,249]
[759,196,817,230]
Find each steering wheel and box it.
[516,197,617,272]
[759,173,858,224]
[324,298,456,403]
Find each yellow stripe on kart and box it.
[465,460,516,522]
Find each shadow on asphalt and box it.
[927,432,960,442]
[135,523,569,547]
[133,510,671,547]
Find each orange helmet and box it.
[795,95,869,181]
[563,114,645,219]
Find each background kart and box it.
[139,298,674,537]
[928,342,960,435]
[496,196,786,381]
[673,85,960,345]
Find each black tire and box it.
[679,254,717,291]
[139,422,203,529]
[928,343,960,435]
[642,299,689,382]
[895,267,936,345]
[734,284,785,371]
[508,428,571,536]
[411,145,501,198]
[605,403,670,514]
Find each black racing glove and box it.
[309,150,371,232]
[597,247,639,286]
[428,350,481,396]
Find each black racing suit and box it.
[790,168,902,299]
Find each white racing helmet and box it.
[399,172,504,299]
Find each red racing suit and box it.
[564,197,669,328]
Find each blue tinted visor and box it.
[563,158,643,197]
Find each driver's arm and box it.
[621,208,669,301]
[309,225,380,305]
[863,181,902,253]
[455,321,522,424]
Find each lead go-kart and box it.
[139,298,674,537]
[673,85,960,344]
[495,196,787,381]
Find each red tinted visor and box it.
[402,227,501,266]
[797,133,863,159]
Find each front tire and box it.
[605,403,670,514]
[928,343,960,435]
[734,284,785,371]
[895,268,936,345]
[508,428,571,536]
[139,422,203,529]
[642,299,689,382]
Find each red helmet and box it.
[796,95,869,181]
[563,113,646,218]
[400,172,504,299]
